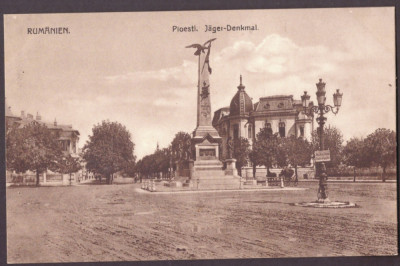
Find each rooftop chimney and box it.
[36,112,41,121]
[21,111,25,118]
[54,118,57,126]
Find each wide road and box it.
[6,181,397,263]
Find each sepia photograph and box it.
[3,5,398,264]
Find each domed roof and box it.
[229,75,253,116]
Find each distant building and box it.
[212,76,315,177]
[5,100,83,185]
[5,100,80,157]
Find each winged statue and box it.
[186,38,217,74]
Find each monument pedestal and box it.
[188,135,240,190]
[224,159,238,176]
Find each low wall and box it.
[6,172,82,186]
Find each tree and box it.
[134,159,143,182]
[83,121,135,184]
[276,136,313,180]
[6,122,63,186]
[233,137,251,176]
[364,128,396,182]
[153,147,172,178]
[171,132,192,162]
[123,160,137,177]
[343,137,370,181]
[58,155,82,184]
[252,127,280,173]
[311,126,344,168]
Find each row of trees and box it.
[6,118,395,185]
[133,132,192,179]
[6,120,136,186]
[234,128,313,180]
[132,126,396,182]
[130,128,313,180]
[230,126,396,181]
[343,128,396,181]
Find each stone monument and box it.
[186,39,240,189]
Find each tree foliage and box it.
[171,132,192,162]
[252,127,280,171]
[364,128,396,181]
[133,146,172,179]
[276,136,313,180]
[343,137,369,168]
[311,126,344,168]
[123,160,137,177]
[233,137,251,176]
[58,154,82,183]
[133,131,193,180]
[6,122,64,185]
[83,121,135,184]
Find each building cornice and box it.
[251,109,298,118]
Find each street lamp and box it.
[301,78,343,202]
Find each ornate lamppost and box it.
[301,78,343,202]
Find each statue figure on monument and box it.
[186,38,216,75]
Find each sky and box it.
[4,7,396,159]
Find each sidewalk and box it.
[135,186,306,194]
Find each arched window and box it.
[279,122,285,137]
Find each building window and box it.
[61,140,70,151]
[248,125,252,139]
[300,126,304,137]
[233,124,239,139]
[264,103,270,109]
[279,122,285,137]
[265,122,272,134]
[278,102,284,108]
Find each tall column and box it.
[187,39,220,139]
[197,48,212,128]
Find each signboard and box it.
[314,150,331,162]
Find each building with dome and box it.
[212,76,314,172]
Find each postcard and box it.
[4,7,397,263]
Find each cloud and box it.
[217,40,255,61]
[73,33,394,158]
[105,60,197,87]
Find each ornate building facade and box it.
[212,76,314,162]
